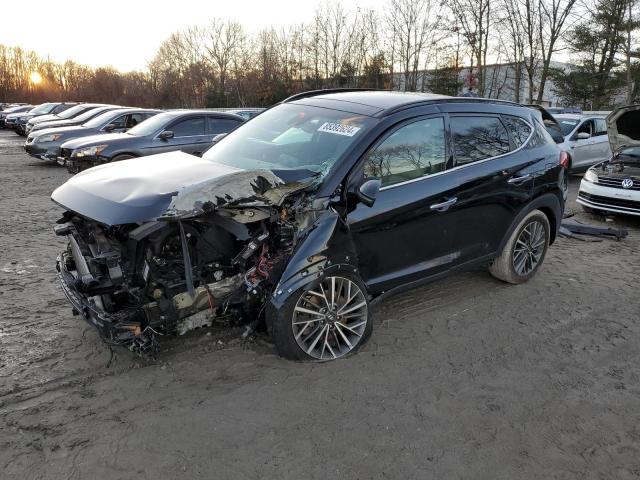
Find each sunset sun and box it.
[29,71,42,85]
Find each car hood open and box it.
[51,151,314,226]
[607,104,640,152]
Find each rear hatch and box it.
[607,105,640,152]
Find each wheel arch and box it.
[497,192,563,254]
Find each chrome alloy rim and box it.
[513,220,546,276]
[292,276,368,360]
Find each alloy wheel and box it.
[292,276,368,360]
[512,220,546,276]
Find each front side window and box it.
[577,120,594,137]
[171,117,205,137]
[451,116,510,165]
[363,117,446,187]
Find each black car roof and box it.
[162,110,245,120]
[285,89,521,117]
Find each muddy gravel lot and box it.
[1,128,639,479]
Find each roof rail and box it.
[282,88,389,103]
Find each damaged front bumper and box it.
[55,251,157,354]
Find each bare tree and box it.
[536,0,580,103]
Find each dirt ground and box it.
[1,128,639,480]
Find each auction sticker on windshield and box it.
[318,122,361,137]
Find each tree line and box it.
[1,0,638,110]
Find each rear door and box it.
[150,115,207,155]
[570,119,598,168]
[446,114,537,263]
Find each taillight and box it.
[559,151,569,169]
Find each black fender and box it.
[497,192,563,253]
[269,209,359,309]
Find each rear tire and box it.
[489,209,550,284]
[267,272,372,361]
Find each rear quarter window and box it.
[502,116,532,149]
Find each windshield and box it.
[74,107,112,123]
[126,112,172,136]
[57,104,90,119]
[202,104,376,177]
[82,109,120,128]
[558,118,580,136]
[29,103,55,115]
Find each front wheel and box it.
[267,273,372,361]
[489,209,550,284]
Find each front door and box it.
[151,115,208,155]
[347,116,459,294]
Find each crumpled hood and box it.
[51,151,310,226]
[607,105,640,152]
[31,125,94,141]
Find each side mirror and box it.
[103,123,117,132]
[356,179,381,208]
[158,130,174,140]
[576,132,591,140]
[211,133,228,144]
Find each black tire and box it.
[267,271,373,361]
[489,209,550,284]
[112,154,136,162]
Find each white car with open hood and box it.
[577,105,640,216]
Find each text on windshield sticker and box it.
[318,122,361,137]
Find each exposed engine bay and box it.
[51,151,333,356]
[55,199,312,355]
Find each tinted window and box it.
[171,117,205,137]
[208,117,241,134]
[451,116,510,165]
[364,117,446,187]
[128,113,149,128]
[502,116,532,149]
[594,118,607,136]
[109,114,128,129]
[576,120,594,136]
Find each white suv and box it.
[555,114,611,171]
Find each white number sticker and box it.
[318,122,361,137]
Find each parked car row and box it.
[0,101,263,174]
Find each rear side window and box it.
[502,116,532,149]
[171,117,205,137]
[363,117,446,187]
[208,117,241,134]
[450,116,510,165]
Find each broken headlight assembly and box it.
[37,133,63,143]
[72,144,108,157]
[583,169,598,183]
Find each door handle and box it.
[507,174,531,185]
[430,197,457,211]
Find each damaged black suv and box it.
[52,90,566,361]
